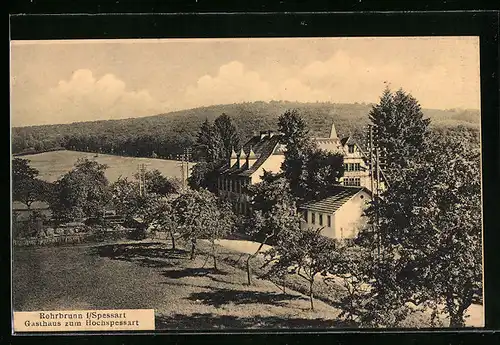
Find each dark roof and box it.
[219,133,283,177]
[340,136,357,146]
[300,186,369,214]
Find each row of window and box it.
[218,177,249,193]
[343,177,361,186]
[344,162,362,172]
[304,211,332,228]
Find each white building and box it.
[216,124,384,228]
[299,185,371,240]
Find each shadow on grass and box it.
[156,312,357,329]
[93,242,188,268]
[162,267,228,279]
[187,287,308,308]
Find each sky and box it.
[10,37,480,127]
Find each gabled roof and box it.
[219,133,283,177]
[300,186,370,214]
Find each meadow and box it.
[20,150,185,183]
[12,239,347,330]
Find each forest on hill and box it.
[11,101,480,159]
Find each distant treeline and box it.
[11,101,480,157]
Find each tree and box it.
[264,228,341,310]
[187,161,220,193]
[277,109,344,205]
[278,109,315,201]
[369,88,431,177]
[244,173,300,285]
[358,124,482,327]
[138,169,180,196]
[172,189,234,267]
[147,195,179,250]
[110,176,140,220]
[195,118,215,162]
[50,158,110,222]
[12,158,42,209]
[12,158,39,183]
[213,113,240,160]
[302,149,345,203]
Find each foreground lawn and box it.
[13,239,347,330]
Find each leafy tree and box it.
[213,113,240,160]
[12,158,46,209]
[50,158,111,222]
[136,169,180,196]
[358,124,482,327]
[12,158,39,182]
[172,189,234,267]
[278,109,315,199]
[303,149,345,202]
[195,118,216,162]
[110,177,140,220]
[264,228,341,310]
[147,195,180,250]
[369,88,431,177]
[277,109,344,205]
[187,161,220,193]
[244,173,300,285]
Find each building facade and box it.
[216,123,384,216]
[217,130,284,214]
[299,186,371,240]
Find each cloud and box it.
[183,61,332,107]
[182,54,479,111]
[299,50,480,109]
[21,69,169,126]
[184,61,273,107]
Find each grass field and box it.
[13,238,483,329]
[13,239,349,330]
[18,150,184,183]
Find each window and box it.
[327,215,331,228]
[355,163,361,171]
[343,177,361,186]
[319,214,323,226]
[348,145,355,153]
[311,213,316,224]
[303,211,308,222]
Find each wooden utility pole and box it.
[138,163,147,196]
[369,124,375,199]
[375,147,381,258]
[185,147,191,184]
[178,152,186,189]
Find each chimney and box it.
[230,147,238,167]
[246,146,258,168]
[330,123,338,139]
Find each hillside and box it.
[11,101,480,157]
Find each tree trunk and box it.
[309,279,315,311]
[212,241,218,270]
[170,231,176,250]
[190,239,196,260]
[245,238,270,285]
[246,256,252,285]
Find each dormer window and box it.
[348,145,355,153]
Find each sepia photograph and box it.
[10,36,483,331]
